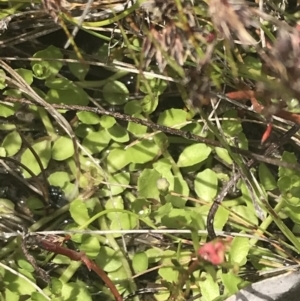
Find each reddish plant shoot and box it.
[198,238,232,265]
[261,123,273,144]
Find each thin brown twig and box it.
[3,97,300,172]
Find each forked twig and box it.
[3,97,300,172]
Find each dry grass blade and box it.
[208,0,257,46]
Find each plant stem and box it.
[95,203,139,301]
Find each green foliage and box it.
[2,2,300,300]
[194,169,218,202]
[31,45,63,79]
[126,139,160,164]
[138,169,161,199]
[96,246,123,272]
[1,130,22,156]
[103,81,129,105]
[70,199,90,226]
[177,143,211,167]
[158,108,187,127]
[21,140,51,178]
[52,136,74,161]
[132,252,148,273]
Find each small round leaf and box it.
[177,143,211,167]
[70,199,90,226]
[2,131,22,156]
[103,80,129,105]
[194,169,218,202]
[52,136,74,161]
[95,246,122,272]
[77,111,101,125]
[132,252,148,273]
[21,140,51,178]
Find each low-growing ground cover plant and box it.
[1,0,300,301]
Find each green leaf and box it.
[278,176,292,193]
[165,176,189,207]
[161,209,191,229]
[50,278,63,295]
[75,124,93,138]
[52,254,71,265]
[99,115,116,128]
[221,272,244,295]
[21,140,51,178]
[106,123,129,143]
[31,45,63,79]
[2,131,22,156]
[110,212,138,232]
[103,80,129,105]
[82,129,111,154]
[15,68,33,85]
[259,163,277,190]
[105,196,124,220]
[153,159,174,190]
[46,86,89,105]
[68,54,89,80]
[108,266,129,281]
[127,114,147,136]
[158,266,178,283]
[132,252,148,273]
[79,235,100,258]
[77,111,101,125]
[214,206,229,230]
[124,100,142,115]
[141,95,159,114]
[61,282,92,301]
[95,246,122,272]
[200,273,220,301]
[107,148,129,173]
[283,191,300,207]
[31,292,50,301]
[229,236,250,266]
[48,171,71,187]
[0,198,15,212]
[146,247,163,264]
[0,147,6,156]
[158,108,187,127]
[126,140,160,164]
[26,196,44,211]
[70,199,90,226]
[45,78,73,89]
[215,147,233,165]
[154,203,173,223]
[52,136,74,161]
[138,169,161,199]
[17,258,34,272]
[177,143,211,167]
[231,205,258,225]
[279,151,299,178]
[194,169,218,202]
[140,77,167,95]
[0,103,17,117]
[222,110,243,136]
[4,270,36,295]
[98,172,130,196]
[4,289,18,301]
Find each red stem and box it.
[38,238,123,301]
